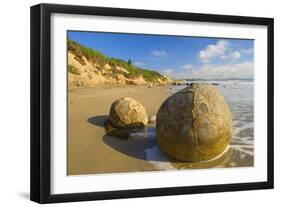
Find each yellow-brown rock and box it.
[156,83,233,162]
[109,97,148,128]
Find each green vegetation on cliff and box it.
[68,64,80,75]
[67,37,168,82]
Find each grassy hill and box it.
[67,38,172,85]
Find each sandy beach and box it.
[67,85,172,175]
[68,83,253,175]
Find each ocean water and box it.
[129,80,254,170]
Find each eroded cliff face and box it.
[68,52,173,87]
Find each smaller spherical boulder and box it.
[109,97,148,128]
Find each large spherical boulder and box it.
[109,97,148,128]
[156,83,233,162]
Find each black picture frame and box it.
[30,3,274,204]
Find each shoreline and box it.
[67,84,253,175]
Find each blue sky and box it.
[68,31,254,79]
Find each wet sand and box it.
[67,85,171,175]
[68,85,253,175]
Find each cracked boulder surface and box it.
[156,83,233,162]
[108,97,148,129]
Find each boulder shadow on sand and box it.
[102,127,166,162]
[87,115,109,128]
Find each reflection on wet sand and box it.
[68,84,253,175]
[103,123,253,170]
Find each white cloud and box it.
[189,61,253,79]
[161,61,253,80]
[133,62,144,67]
[221,51,241,60]
[198,40,252,63]
[181,64,193,70]
[198,40,229,63]
[162,69,174,76]
[241,48,254,54]
[150,50,168,58]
